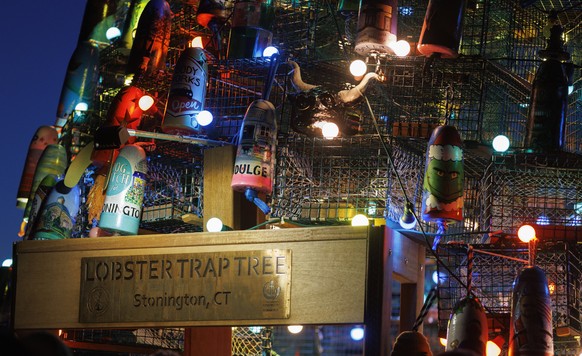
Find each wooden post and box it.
[363,226,393,355]
[388,228,426,334]
[183,145,264,355]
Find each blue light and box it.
[350,326,364,341]
[399,6,413,16]
[536,215,550,225]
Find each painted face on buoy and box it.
[424,154,464,202]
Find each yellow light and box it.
[349,60,367,77]
[439,338,447,347]
[517,224,536,243]
[287,325,303,334]
[548,281,556,295]
[486,340,502,356]
[351,214,369,226]
[389,40,411,57]
[138,95,155,111]
[191,36,204,48]
[321,122,339,139]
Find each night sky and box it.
[0,1,87,261]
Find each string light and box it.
[492,135,510,152]
[287,325,303,334]
[517,224,536,243]
[206,217,223,232]
[351,214,369,226]
[138,95,155,111]
[349,60,367,77]
[196,110,213,126]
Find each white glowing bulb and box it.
[106,27,122,40]
[191,36,204,48]
[517,224,536,243]
[74,102,88,112]
[2,259,12,267]
[138,95,155,111]
[321,122,339,139]
[287,325,303,334]
[206,217,223,232]
[389,40,411,57]
[440,338,447,347]
[349,60,367,77]
[492,135,510,152]
[351,214,369,226]
[486,340,502,356]
[263,46,279,57]
[350,326,364,341]
[196,110,213,126]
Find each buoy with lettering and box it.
[508,266,554,356]
[16,126,59,209]
[126,0,172,78]
[162,44,208,135]
[417,0,467,59]
[231,99,277,215]
[31,179,81,240]
[99,144,148,235]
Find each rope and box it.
[467,245,474,297]
[412,287,438,332]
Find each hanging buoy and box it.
[22,174,60,240]
[417,0,466,59]
[119,0,149,51]
[98,144,148,235]
[354,0,398,55]
[162,46,209,135]
[55,41,100,129]
[446,296,488,356]
[21,144,69,232]
[422,125,464,224]
[226,0,275,59]
[231,99,277,215]
[391,331,433,356]
[16,126,58,209]
[77,0,121,44]
[508,266,554,356]
[30,180,81,240]
[126,0,172,78]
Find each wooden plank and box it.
[12,226,369,330]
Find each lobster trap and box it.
[436,241,582,343]
[482,152,582,242]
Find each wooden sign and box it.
[79,250,291,323]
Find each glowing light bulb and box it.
[389,40,411,57]
[287,325,303,334]
[74,102,88,112]
[191,36,204,48]
[349,60,367,77]
[263,46,279,57]
[492,135,510,152]
[249,326,262,333]
[196,110,213,126]
[517,224,536,243]
[138,95,155,111]
[321,122,339,139]
[486,340,502,356]
[351,214,369,226]
[2,259,12,267]
[106,27,121,40]
[439,338,447,347]
[206,217,223,232]
[350,326,364,341]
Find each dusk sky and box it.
[0,1,87,261]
